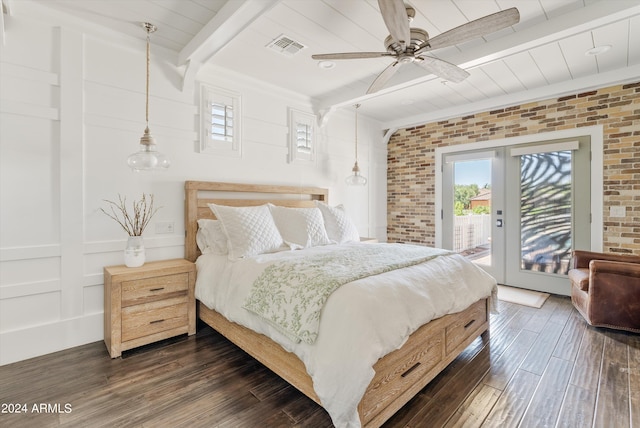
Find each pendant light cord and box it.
[145,30,150,128]
[142,22,156,130]
[354,103,360,162]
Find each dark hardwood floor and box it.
[1,295,638,427]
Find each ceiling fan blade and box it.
[312,52,394,60]
[418,7,520,53]
[378,0,410,50]
[415,56,470,83]
[367,61,402,94]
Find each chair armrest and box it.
[588,260,640,302]
[572,250,640,269]
[568,268,590,291]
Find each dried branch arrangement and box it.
[100,193,161,236]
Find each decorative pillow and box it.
[314,202,360,244]
[208,203,284,260]
[196,219,228,255]
[269,205,331,249]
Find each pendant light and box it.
[127,22,170,171]
[345,104,367,186]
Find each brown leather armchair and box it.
[568,250,640,333]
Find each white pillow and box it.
[314,202,360,244]
[269,205,331,249]
[196,219,228,255]
[208,203,284,260]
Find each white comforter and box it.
[195,242,497,427]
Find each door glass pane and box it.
[453,159,492,266]
[520,151,572,274]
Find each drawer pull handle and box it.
[464,319,476,329]
[149,287,165,292]
[401,362,421,378]
[150,319,165,324]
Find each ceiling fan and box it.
[312,0,520,94]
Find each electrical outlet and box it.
[609,206,626,218]
[155,221,175,234]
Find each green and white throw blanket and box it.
[243,243,452,344]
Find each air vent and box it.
[267,34,306,57]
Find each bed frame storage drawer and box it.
[362,329,444,421]
[104,259,196,358]
[445,299,487,354]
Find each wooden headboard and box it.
[184,181,329,262]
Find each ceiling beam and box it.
[177,0,281,67]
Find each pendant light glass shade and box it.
[127,127,170,170]
[345,161,367,186]
[127,23,169,172]
[346,104,367,186]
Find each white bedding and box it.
[195,242,497,427]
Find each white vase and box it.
[124,236,145,268]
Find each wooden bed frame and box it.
[184,180,490,427]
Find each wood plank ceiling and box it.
[18,0,640,128]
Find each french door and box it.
[442,137,591,295]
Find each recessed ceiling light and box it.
[585,45,612,56]
[318,60,335,70]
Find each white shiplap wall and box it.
[0,3,387,365]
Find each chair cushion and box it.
[568,268,590,291]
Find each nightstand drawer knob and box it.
[150,319,165,324]
[149,287,165,292]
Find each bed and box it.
[184,180,496,427]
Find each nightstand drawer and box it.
[122,273,189,307]
[122,297,189,342]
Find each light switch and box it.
[610,206,626,217]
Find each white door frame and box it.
[442,148,506,283]
[435,125,603,256]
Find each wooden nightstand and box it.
[104,258,196,358]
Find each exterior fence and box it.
[454,214,491,253]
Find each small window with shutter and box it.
[200,84,241,157]
[288,108,316,163]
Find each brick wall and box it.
[387,82,640,255]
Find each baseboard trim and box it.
[0,312,103,366]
